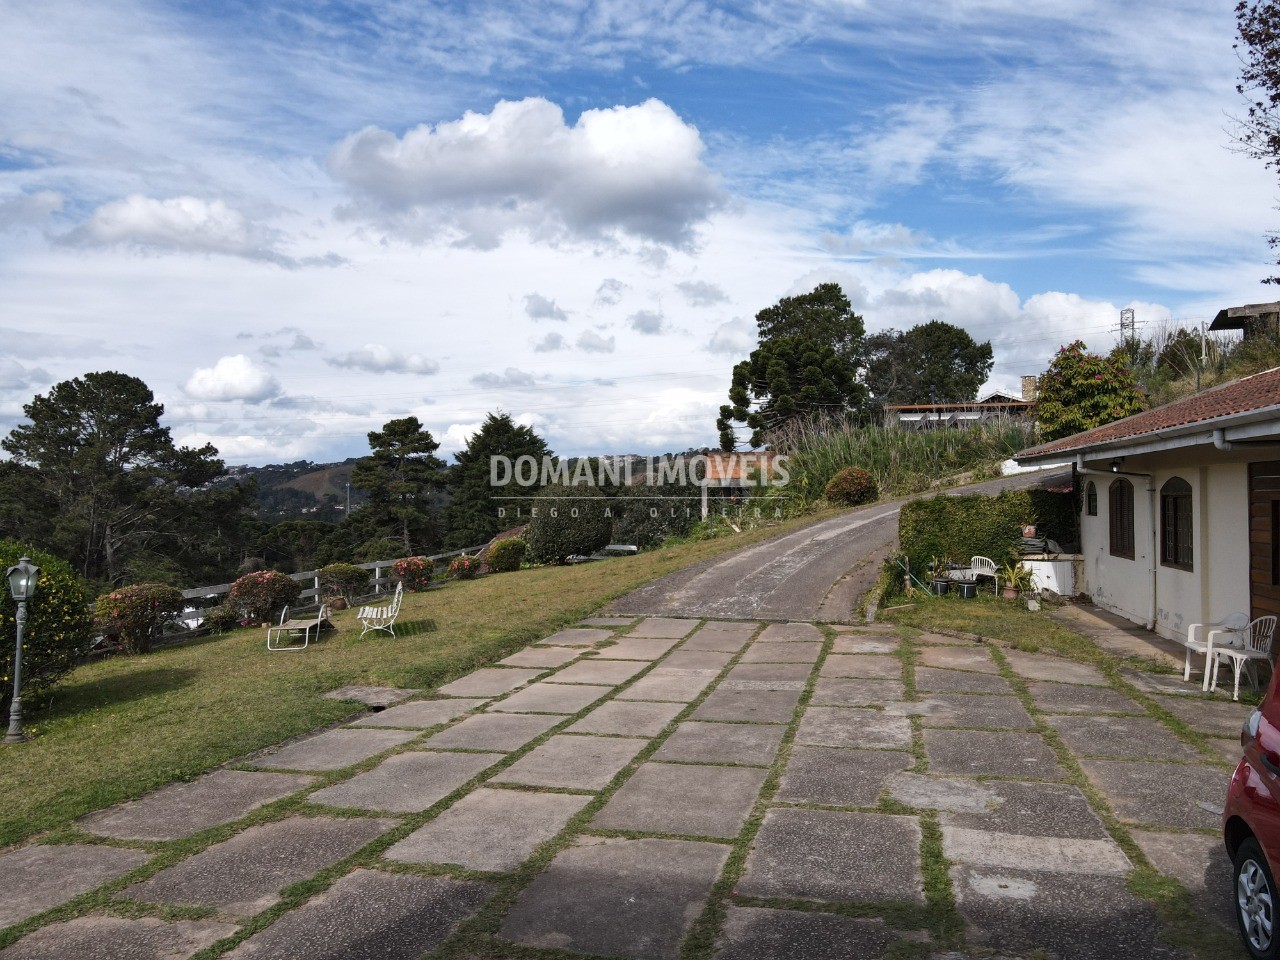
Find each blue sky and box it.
[0,0,1274,463]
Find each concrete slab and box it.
[887,774,1000,814]
[924,730,1066,780]
[537,628,615,646]
[0,916,236,960]
[246,728,418,772]
[722,662,812,689]
[499,647,582,668]
[713,906,898,960]
[592,763,768,838]
[916,694,1035,731]
[350,698,486,729]
[810,677,905,706]
[222,869,493,960]
[1209,736,1244,764]
[1079,759,1228,829]
[776,746,912,807]
[796,706,912,749]
[1047,715,1203,760]
[597,637,682,661]
[1152,694,1252,738]
[737,808,923,903]
[1049,605,1183,669]
[494,734,648,790]
[1131,828,1234,930]
[82,770,315,842]
[1002,650,1108,687]
[489,681,612,714]
[125,816,396,916]
[738,641,822,664]
[501,836,730,960]
[0,845,150,928]
[1120,668,1202,696]
[691,688,801,724]
[832,636,899,654]
[683,623,756,652]
[658,650,734,673]
[580,617,637,627]
[309,751,502,813]
[915,667,1011,695]
[941,781,1112,839]
[819,654,900,680]
[942,825,1131,876]
[653,721,785,767]
[628,618,701,639]
[1026,681,1146,715]
[437,667,542,697]
[418,712,561,751]
[918,646,999,674]
[618,673,716,703]
[323,686,418,707]
[913,631,971,645]
[545,659,647,686]
[757,622,824,643]
[386,789,590,872]
[951,864,1169,960]
[568,700,685,736]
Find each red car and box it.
[1226,666,1280,959]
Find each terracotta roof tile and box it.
[1016,365,1280,459]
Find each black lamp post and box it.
[5,557,38,744]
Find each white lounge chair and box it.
[358,581,404,639]
[266,604,332,652]
[1184,613,1250,689]
[968,556,999,593]
[1210,615,1278,701]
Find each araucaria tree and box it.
[1034,342,1147,442]
[1236,1,1280,280]
[444,412,552,549]
[0,371,250,588]
[717,284,870,449]
[350,417,448,555]
[864,320,994,405]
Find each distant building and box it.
[881,379,1038,431]
[1209,301,1280,342]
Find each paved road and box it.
[609,469,1072,623]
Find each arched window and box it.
[1161,477,1193,570]
[1085,481,1097,516]
[1109,478,1135,559]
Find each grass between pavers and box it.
[0,511,842,851]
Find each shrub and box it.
[0,541,93,714]
[486,538,526,573]
[227,570,301,623]
[611,485,698,549]
[95,583,184,654]
[319,562,369,605]
[392,556,433,591]
[824,467,878,506]
[201,603,241,633]
[525,484,612,564]
[449,554,481,579]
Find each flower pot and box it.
[1002,585,1020,601]
[1022,524,1037,537]
[330,597,348,611]
[930,578,951,596]
[956,580,978,599]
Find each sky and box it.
[0,0,1276,465]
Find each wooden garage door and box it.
[1249,461,1280,621]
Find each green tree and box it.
[1235,1,1280,281]
[350,417,447,555]
[754,283,867,361]
[1,372,251,588]
[444,413,552,549]
[257,519,336,572]
[1034,341,1147,442]
[864,320,995,405]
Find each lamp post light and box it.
[5,556,38,744]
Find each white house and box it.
[1015,366,1280,642]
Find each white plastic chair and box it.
[969,556,999,593]
[266,604,332,652]
[1185,613,1250,690]
[1211,616,1277,701]
[357,581,404,639]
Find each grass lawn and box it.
[0,511,838,849]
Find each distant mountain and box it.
[229,459,366,523]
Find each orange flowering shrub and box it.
[95,583,184,654]
[392,556,433,591]
[227,570,301,622]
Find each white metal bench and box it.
[266,603,332,652]
[358,581,404,639]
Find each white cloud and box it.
[0,191,63,232]
[676,280,728,306]
[577,330,616,353]
[525,292,568,321]
[182,354,281,403]
[533,332,567,352]
[443,421,484,451]
[471,367,538,388]
[628,310,665,335]
[706,318,756,356]
[326,344,440,375]
[0,358,50,394]
[595,278,628,305]
[329,97,723,247]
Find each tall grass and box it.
[775,414,1039,502]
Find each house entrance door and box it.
[1249,461,1280,621]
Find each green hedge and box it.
[898,488,1076,578]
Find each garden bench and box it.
[358,581,404,639]
[266,603,332,651]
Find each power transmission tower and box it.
[1118,308,1136,342]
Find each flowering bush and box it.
[392,556,433,592]
[1034,341,1146,442]
[201,603,241,633]
[824,467,879,506]
[95,583,184,654]
[227,570,301,622]
[449,554,481,580]
[0,541,92,714]
[485,537,526,573]
[319,563,369,605]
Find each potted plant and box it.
[1021,512,1039,539]
[1000,561,1034,599]
[929,555,954,596]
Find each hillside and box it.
[231,458,366,522]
